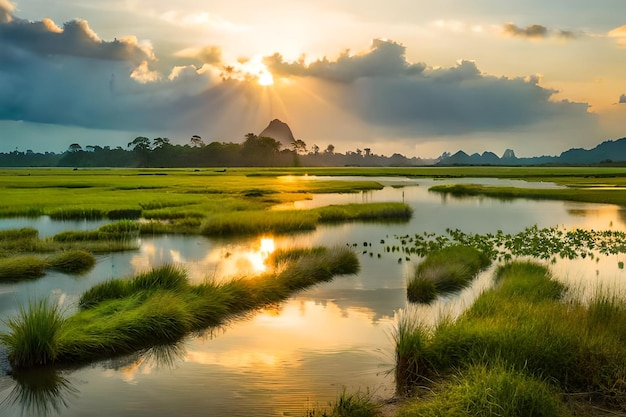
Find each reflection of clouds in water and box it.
[129,237,278,283]
[184,299,395,371]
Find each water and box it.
[1,177,625,416]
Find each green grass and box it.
[302,388,380,417]
[47,250,96,274]
[315,202,413,222]
[52,221,139,242]
[430,183,626,206]
[0,256,49,281]
[0,299,64,367]
[397,364,565,417]
[198,203,413,237]
[395,261,626,413]
[406,245,490,304]
[200,210,319,236]
[2,246,359,367]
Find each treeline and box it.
[0,135,432,168]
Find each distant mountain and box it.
[437,137,626,166]
[258,119,296,147]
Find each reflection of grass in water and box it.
[395,261,626,414]
[3,247,359,368]
[2,368,79,417]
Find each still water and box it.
[1,177,625,416]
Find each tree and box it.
[68,143,82,153]
[190,135,204,147]
[152,137,171,149]
[312,144,320,155]
[291,139,307,155]
[325,144,335,154]
[127,137,151,152]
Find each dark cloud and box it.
[620,94,626,104]
[262,40,592,135]
[0,12,154,64]
[502,23,580,40]
[264,39,426,82]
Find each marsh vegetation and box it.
[1,167,626,416]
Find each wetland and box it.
[0,167,625,416]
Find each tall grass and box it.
[3,247,359,367]
[47,250,96,274]
[0,256,48,281]
[397,364,565,417]
[395,261,626,412]
[315,203,413,222]
[200,210,319,236]
[1,299,64,367]
[52,221,139,242]
[48,208,104,220]
[303,388,380,417]
[406,245,490,304]
[0,228,39,241]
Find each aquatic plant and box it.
[406,245,490,304]
[1,299,64,367]
[0,256,48,281]
[47,250,96,274]
[48,208,104,220]
[3,247,359,368]
[395,261,626,412]
[397,364,565,417]
[302,388,380,417]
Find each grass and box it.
[52,220,139,242]
[47,250,96,274]
[199,203,413,237]
[406,245,490,304]
[397,364,565,417]
[0,299,64,367]
[1,246,359,367]
[315,202,413,222]
[394,261,626,414]
[430,183,626,206]
[0,250,96,282]
[0,256,48,282]
[303,388,381,417]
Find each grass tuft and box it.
[0,256,48,282]
[47,250,96,274]
[1,299,65,367]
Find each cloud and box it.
[264,39,426,82]
[619,94,626,104]
[608,25,626,47]
[502,23,580,40]
[0,0,14,24]
[263,39,592,136]
[174,45,223,65]
[0,8,154,64]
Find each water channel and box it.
[0,177,625,416]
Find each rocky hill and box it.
[259,119,296,147]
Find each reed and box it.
[315,203,413,222]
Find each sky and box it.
[0,0,625,158]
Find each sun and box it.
[257,70,274,86]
